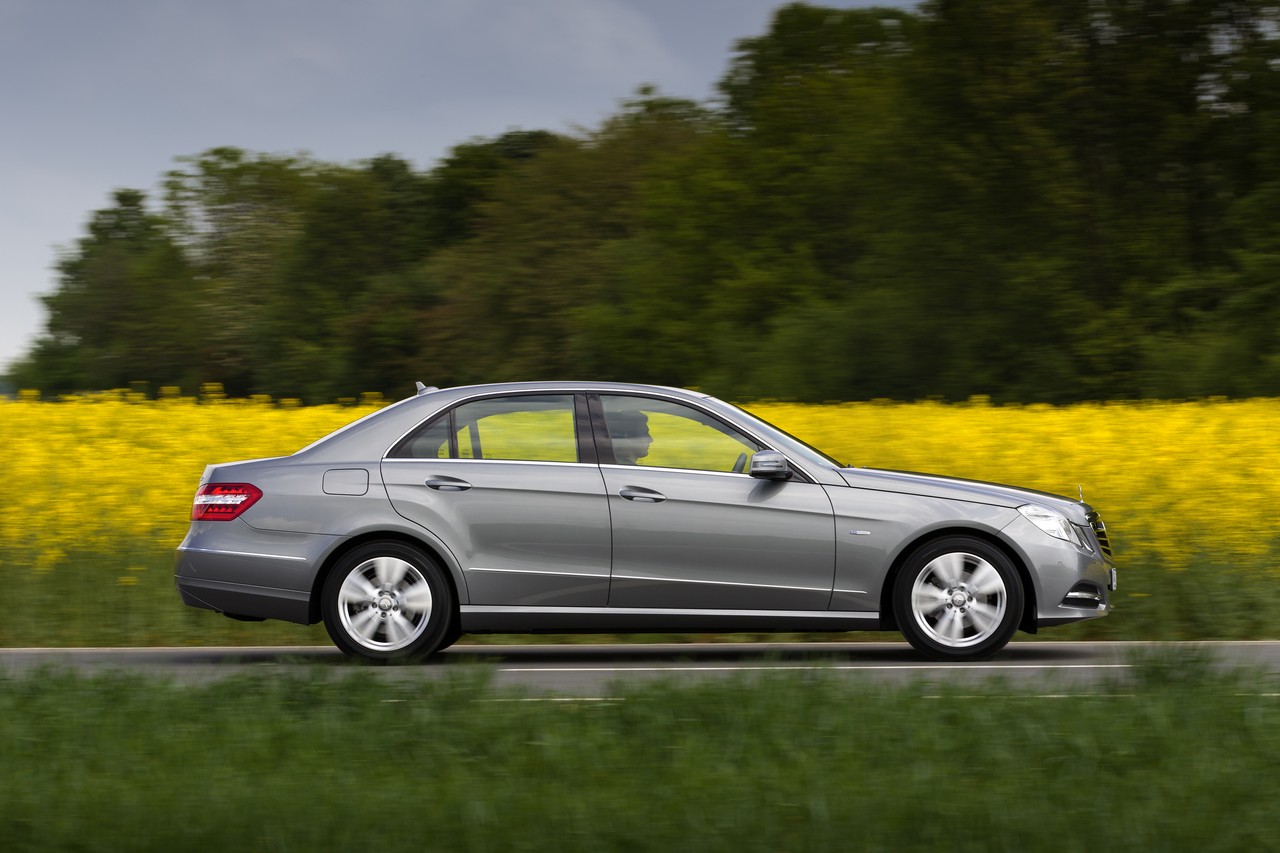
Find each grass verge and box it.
[1,653,1277,851]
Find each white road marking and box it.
[483,697,622,703]
[497,663,1134,673]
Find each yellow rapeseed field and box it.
[2,390,1277,583]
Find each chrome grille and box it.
[1087,512,1112,558]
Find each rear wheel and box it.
[321,541,454,663]
[893,536,1023,661]
[437,614,464,652]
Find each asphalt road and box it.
[3,641,1278,696]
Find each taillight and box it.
[192,483,262,521]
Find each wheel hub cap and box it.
[910,551,1007,649]
[336,556,433,652]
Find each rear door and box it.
[382,393,612,606]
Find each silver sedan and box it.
[175,381,1116,662]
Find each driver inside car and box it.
[606,410,653,465]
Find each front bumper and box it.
[1001,514,1117,629]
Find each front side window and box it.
[391,394,579,462]
[599,395,762,473]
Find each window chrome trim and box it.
[599,464,757,479]
[382,390,581,462]
[382,457,592,468]
[382,386,823,484]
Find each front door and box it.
[595,394,835,610]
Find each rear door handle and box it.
[619,486,666,503]
[425,476,472,492]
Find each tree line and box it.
[11,0,1280,403]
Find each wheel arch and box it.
[877,527,1038,635]
[307,530,465,625]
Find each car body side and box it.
[175,381,1114,637]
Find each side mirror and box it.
[748,450,792,480]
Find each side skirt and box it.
[459,606,880,634]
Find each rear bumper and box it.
[174,520,339,624]
[176,576,312,624]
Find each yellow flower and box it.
[2,392,1276,578]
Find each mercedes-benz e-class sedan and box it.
[176,381,1116,662]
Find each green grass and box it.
[2,653,1278,851]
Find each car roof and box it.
[429,380,711,399]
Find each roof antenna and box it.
[1078,484,1085,503]
[415,381,437,396]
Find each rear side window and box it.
[390,395,579,463]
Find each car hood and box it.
[837,467,1089,522]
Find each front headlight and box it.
[1018,504,1086,549]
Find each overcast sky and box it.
[0,0,906,373]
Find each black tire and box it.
[321,541,454,663]
[437,614,464,652]
[892,536,1023,662]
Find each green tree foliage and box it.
[160,147,321,394]
[10,189,198,392]
[423,129,560,248]
[425,89,714,387]
[648,5,921,398]
[12,1,1280,402]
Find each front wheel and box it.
[893,536,1023,661]
[321,541,454,663]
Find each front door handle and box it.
[619,486,666,503]
[425,476,472,492]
